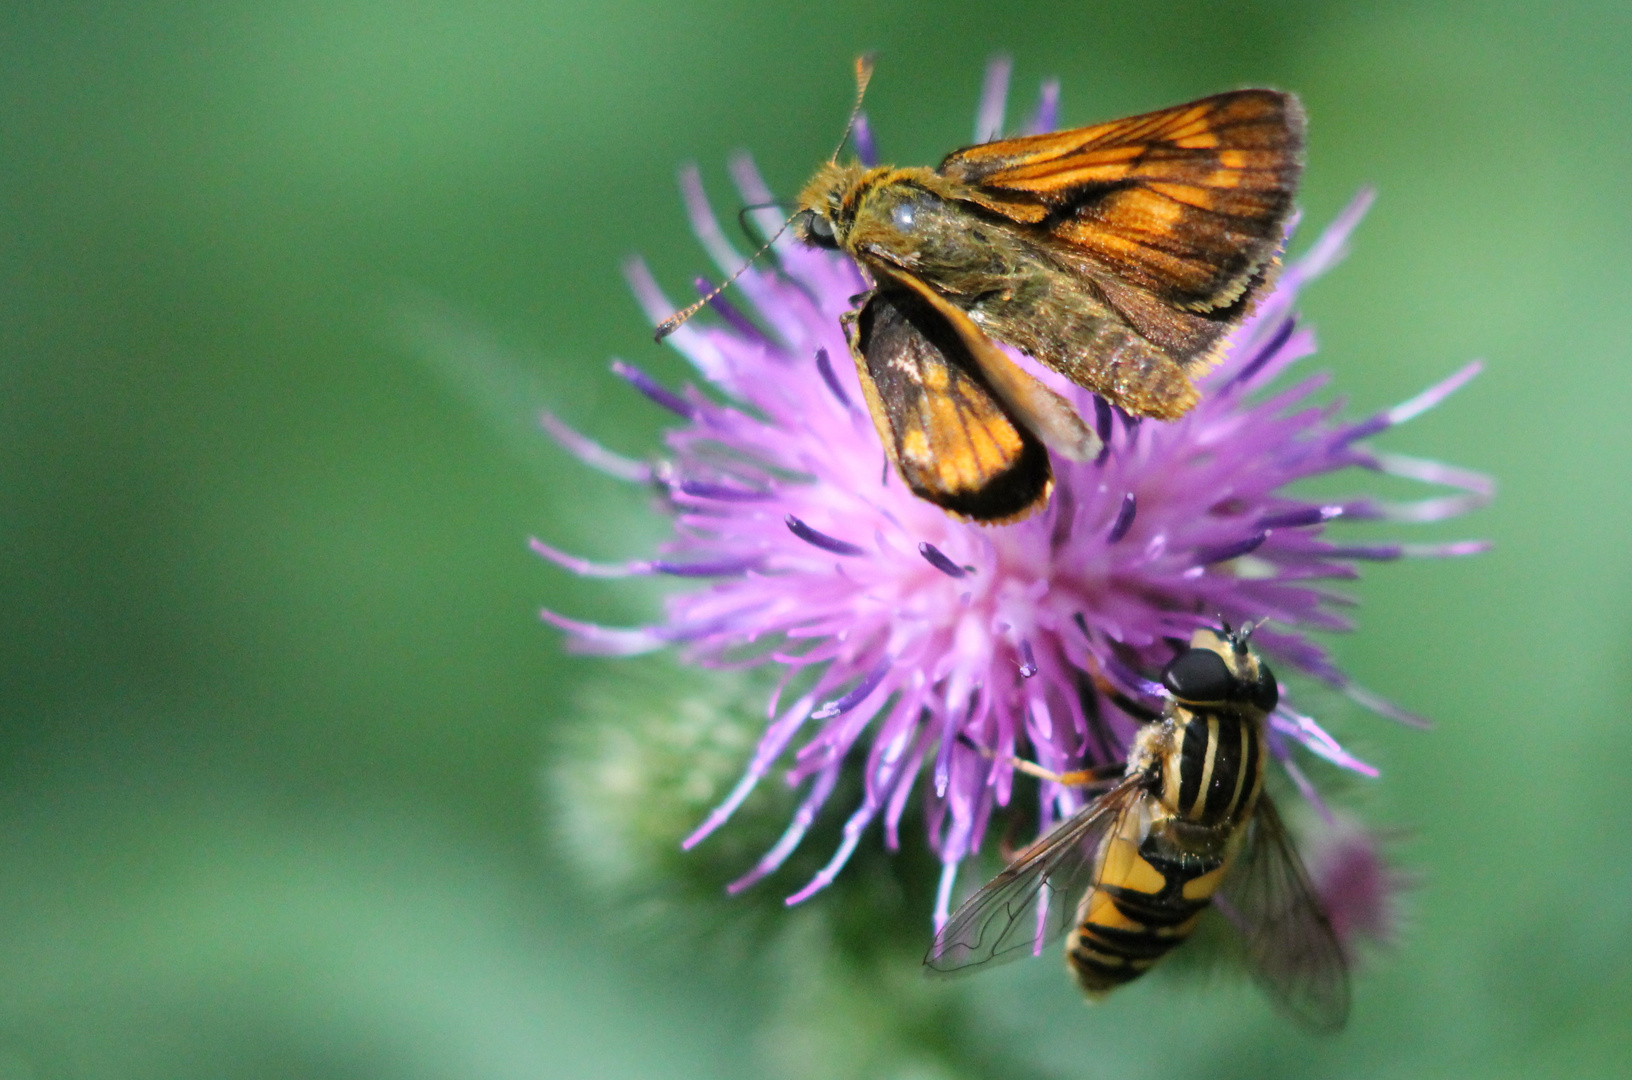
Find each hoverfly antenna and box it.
[655,55,876,343]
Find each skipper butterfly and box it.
[666,60,1305,523]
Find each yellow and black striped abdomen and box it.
[1067,800,1237,994]
[1067,708,1264,995]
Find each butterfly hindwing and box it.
[846,289,1052,523]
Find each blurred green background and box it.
[2,1,1629,1077]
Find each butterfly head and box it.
[793,161,872,251]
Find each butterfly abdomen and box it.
[966,274,1201,420]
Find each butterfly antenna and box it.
[653,218,792,341]
[654,55,875,343]
[829,53,876,164]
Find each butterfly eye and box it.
[798,210,838,248]
[1161,648,1236,703]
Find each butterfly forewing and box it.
[926,775,1142,972]
[848,289,1052,522]
[939,90,1305,314]
[1218,796,1351,1031]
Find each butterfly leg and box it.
[838,290,876,331]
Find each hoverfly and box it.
[925,625,1350,1031]
[793,60,1304,522]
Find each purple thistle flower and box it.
[536,65,1490,941]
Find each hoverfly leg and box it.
[954,732,1125,788]
[1081,654,1163,723]
[1097,681,1161,723]
[1036,760,1128,787]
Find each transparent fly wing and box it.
[925,774,1143,973]
[1220,796,1351,1031]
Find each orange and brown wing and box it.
[939,90,1304,314]
[847,289,1051,523]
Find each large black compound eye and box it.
[1251,662,1280,712]
[797,209,838,249]
[1162,648,1236,703]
